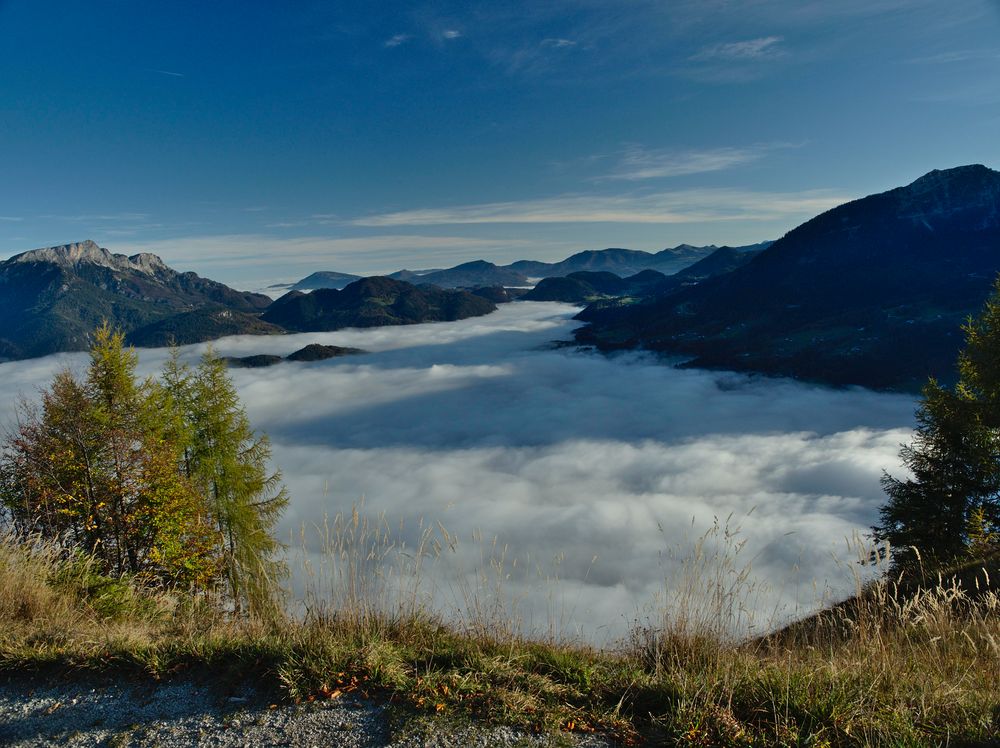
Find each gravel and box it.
[0,673,616,747]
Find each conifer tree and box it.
[875,279,1000,571]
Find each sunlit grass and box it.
[1,520,998,746]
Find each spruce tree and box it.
[874,279,1000,571]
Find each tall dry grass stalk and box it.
[443,527,526,641]
[298,502,440,630]
[296,502,580,644]
[632,514,773,674]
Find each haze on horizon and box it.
[2,1,999,288]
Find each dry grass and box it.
[1,522,998,746]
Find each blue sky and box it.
[2,1,999,287]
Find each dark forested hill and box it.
[576,165,1000,391]
[291,271,362,291]
[261,276,497,332]
[524,270,657,302]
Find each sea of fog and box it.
[0,303,917,643]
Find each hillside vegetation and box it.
[1,525,997,746]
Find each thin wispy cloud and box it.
[143,68,185,78]
[0,217,22,222]
[350,188,850,227]
[905,49,1000,65]
[99,229,143,237]
[600,144,793,181]
[38,212,151,222]
[908,79,1000,105]
[692,36,785,61]
[541,38,576,48]
[384,33,411,48]
[442,29,462,39]
[308,212,348,224]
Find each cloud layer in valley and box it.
[0,303,916,642]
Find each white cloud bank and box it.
[0,303,916,643]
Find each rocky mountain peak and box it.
[9,240,169,276]
[126,252,169,274]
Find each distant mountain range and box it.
[508,243,765,280]
[8,164,998,390]
[0,242,500,360]
[0,236,742,362]
[576,164,1000,391]
[523,245,765,304]
[286,243,771,292]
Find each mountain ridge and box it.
[575,164,1000,390]
[0,240,273,360]
[290,242,770,291]
[10,240,169,276]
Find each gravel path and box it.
[0,673,614,747]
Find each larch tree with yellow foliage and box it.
[0,325,287,614]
